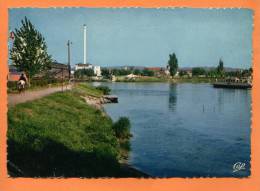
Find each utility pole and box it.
[67,40,72,80]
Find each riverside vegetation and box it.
[7,84,143,177]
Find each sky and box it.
[9,8,253,68]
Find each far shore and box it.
[74,76,219,84]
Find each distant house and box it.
[145,67,164,72]
[75,63,102,77]
[32,62,70,79]
[75,63,93,71]
[125,73,138,79]
[145,67,167,76]
[179,68,192,78]
[111,75,116,82]
[47,62,70,79]
[8,63,70,81]
[174,71,180,77]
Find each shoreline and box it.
[78,77,219,84]
[82,92,150,177]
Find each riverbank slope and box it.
[7,84,147,177]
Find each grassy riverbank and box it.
[7,84,145,177]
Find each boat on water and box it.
[212,77,252,89]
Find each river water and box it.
[94,82,251,177]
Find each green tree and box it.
[179,70,187,77]
[242,68,253,77]
[10,17,52,85]
[142,69,154,76]
[133,69,141,75]
[74,69,94,79]
[192,67,206,76]
[113,69,131,76]
[207,69,218,78]
[101,68,110,78]
[217,59,224,76]
[168,53,178,77]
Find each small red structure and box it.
[8,73,21,81]
[8,65,22,82]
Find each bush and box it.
[192,67,206,76]
[142,69,155,76]
[31,78,61,87]
[113,117,131,139]
[31,79,48,87]
[96,86,111,95]
[120,140,131,151]
[7,81,17,91]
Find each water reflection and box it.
[216,88,251,113]
[217,89,225,112]
[168,84,177,112]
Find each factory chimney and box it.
[83,24,87,64]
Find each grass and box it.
[73,83,104,97]
[7,83,140,177]
[7,81,70,94]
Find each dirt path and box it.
[8,84,72,107]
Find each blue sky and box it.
[9,8,252,68]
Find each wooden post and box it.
[62,68,64,92]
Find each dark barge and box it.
[213,82,252,89]
[212,77,252,89]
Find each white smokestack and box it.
[83,24,87,64]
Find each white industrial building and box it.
[75,63,93,71]
[93,66,102,77]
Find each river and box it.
[94,82,251,177]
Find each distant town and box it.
[8,60,252,87]
[7,17,252,89]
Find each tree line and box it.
[167,53,252,78]
[101,68,155,78]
